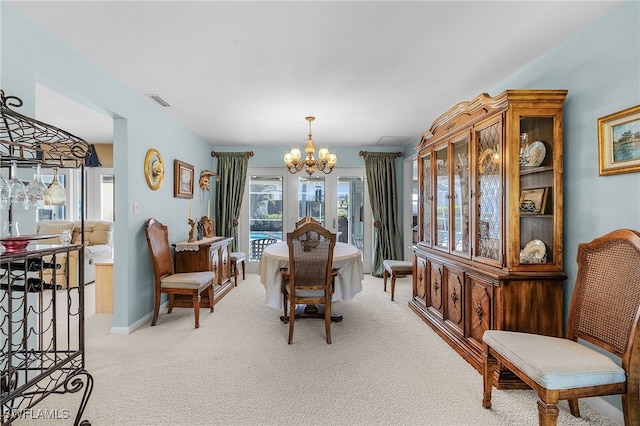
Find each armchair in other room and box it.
[36,220,113,288]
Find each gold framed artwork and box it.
[519,187,549,215]
[174,160,194,199]
[144,148,164,190]
[598,104,640,176]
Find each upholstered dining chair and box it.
[230,251,246,286]
[482,228,640,425]
[145,218,215,328]
[280,221,336,344]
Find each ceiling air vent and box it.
[146,94,172,107]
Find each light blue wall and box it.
[1,5,215,328]
[488,0,639,317]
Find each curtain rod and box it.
[211,151,254,158]
[359,151,403,158]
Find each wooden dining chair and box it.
[280,221,336,344]
[482,228,640,425]
[295,215,320,228]
[145,218,215,328]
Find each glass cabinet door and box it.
[474,119,502,264]
[434,146,449,250]
[421,152,432,246]
[452,136,470,256]
[518,115,556,266]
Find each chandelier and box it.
[284,116,337,176]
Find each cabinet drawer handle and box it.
[475,302,483,325]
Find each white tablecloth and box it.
[258,241,364,309]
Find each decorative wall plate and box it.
[523,239,546,263]
[144,148,164,190]
[524,141,546,167]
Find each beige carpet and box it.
[15,274,619,426]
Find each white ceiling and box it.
[9,1,621,148]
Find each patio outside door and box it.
[242,167,370,273]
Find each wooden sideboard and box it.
[174,236,234,308]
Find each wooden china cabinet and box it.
[410,90,567,388]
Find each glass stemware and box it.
[8,160,28,210]
[44,166,66,206]
[26,164,46,208]
[0,170,9,209]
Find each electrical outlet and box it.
[133,202,140,215]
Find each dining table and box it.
[258,241,364,321]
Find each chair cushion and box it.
[230,252,246,261]
[285,283,325,298]
[160,271,214,289]
[483,330,626,390]
[383,260,413,274]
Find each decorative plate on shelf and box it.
[0,234,57,253]
[523,239,547,263]
[524,141,546,167]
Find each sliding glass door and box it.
[241,167,370,273]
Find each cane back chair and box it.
[482,228,640,425]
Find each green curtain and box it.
[364,152,403,277]
[215,152,249,251]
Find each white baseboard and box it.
[109,302,168,335]
[584,396,623,424]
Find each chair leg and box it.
[537,398,560,426]
[151,291,161,326]
[208,285,214,313]
[168,294,174,314]
[234,263,239,286]
[231,260,238,286]
[288,301,296,344]
[283,292,288,319]
[391,273,397,301]
[622,387,640,425]
[241,260,246,279]
[383,269,389,292]
[325,299,332,344]
[192,292,201,329]
[568,399,580,417]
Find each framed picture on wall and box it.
[174,160,194,199]
[598,105,640,176]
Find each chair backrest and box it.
[251,238,277,260]
[145,218,176,282]
[568,229,640,364]
[287,222,336,290]
[295,215,321,229]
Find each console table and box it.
[174,236,234,308]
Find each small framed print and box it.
[519,187,549,215]
[174,160,194,199]
[598,105,640,176]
